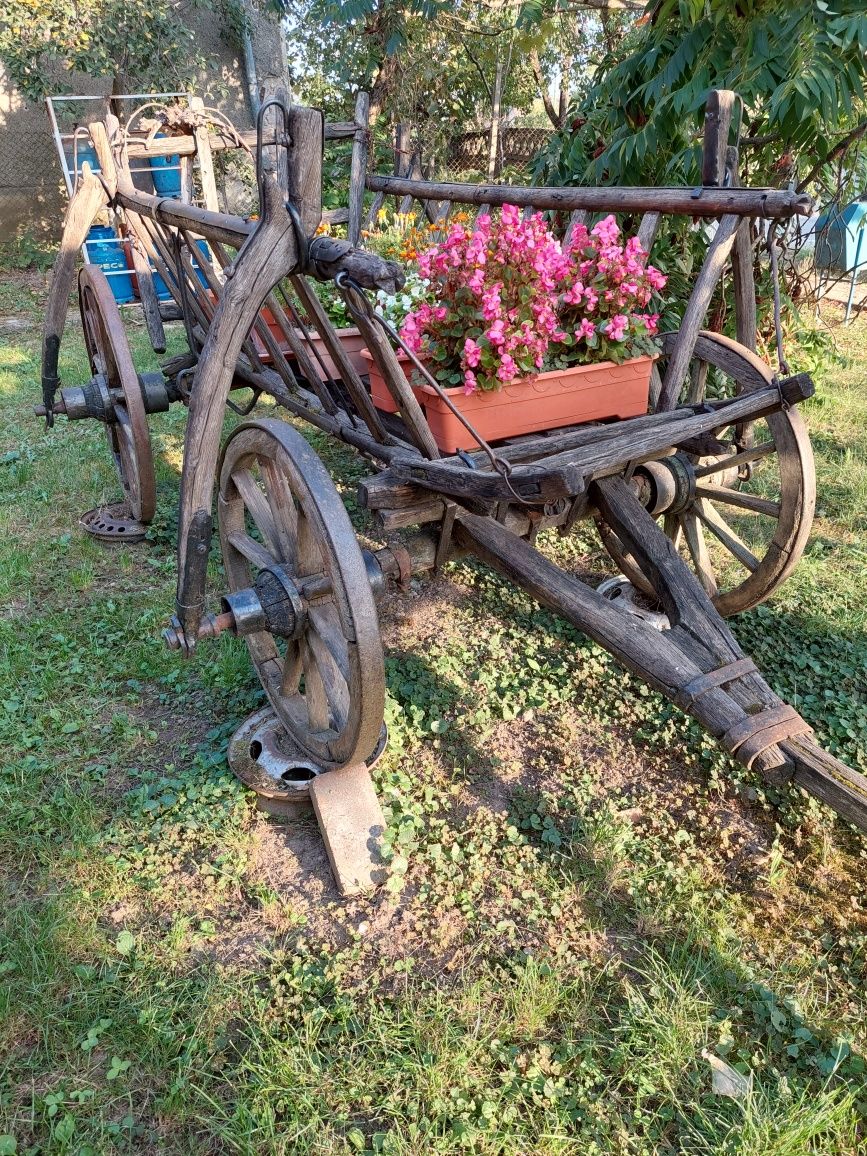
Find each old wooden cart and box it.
[38,91,867,834]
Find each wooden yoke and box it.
[174,105,323,652]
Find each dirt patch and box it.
[98,688,216,799]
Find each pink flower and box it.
[604,314,629,341]
[576,318,596,341]
[463,338,481,367]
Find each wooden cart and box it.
[38,91,867,834]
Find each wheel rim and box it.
[598,331,815,617]
[78,265,156,522]
[218,418,386,768]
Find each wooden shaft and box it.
[348,91,370,247]
[117,186,252,248]
[189,96,220,212]
[656,214,741,411]
[365,175,813,220]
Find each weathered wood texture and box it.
[365,175,812,220]
[41,168,109,420]
[348,91,370,247]
[702,89,737,186]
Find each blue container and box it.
[149,134,182,198]
[149,242,212,301]
[85,226,135,304]
[150,268,173,301]
[191,240,211,288]
[814,200,867,273]
[66,139,101,183]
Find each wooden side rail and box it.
[123,120,362,160]
[364,175,812,221]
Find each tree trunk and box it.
[487,59,504,181]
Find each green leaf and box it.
[115,930,135,956]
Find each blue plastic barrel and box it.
[149,242,212,300]
[86,226,135,304]
[66,139,101,183]
[191,240,212,287]
[149,134,182,198]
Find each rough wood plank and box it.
[347,91,369,247]
[287,104,323,235]
[128,236,167,353]
[637,211,662,253]
[702,90,737,186]
[733,219,757,351]
[189,96,220,212]
[309,764,388,896]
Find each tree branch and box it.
[797,118,867,193]
[463,43,493,102]
[530,48,560,129]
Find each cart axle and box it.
[33,372,175,422]
[162,534,439,653]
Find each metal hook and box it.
[256,96,291,214]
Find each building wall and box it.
[0,10,284,241]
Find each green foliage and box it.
[538,0,867,194]
[0,0,209,101]
[0,232,57,274]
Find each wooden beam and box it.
[364,175,813,220]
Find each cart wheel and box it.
[597,331,815,617]
[78,265,156,524]
[218,418,386,769]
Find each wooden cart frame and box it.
[38,90,867,833]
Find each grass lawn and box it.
[0,263,865,1155]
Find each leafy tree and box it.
[536,0,867,199]
[0,0,247,102]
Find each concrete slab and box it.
[309,764,388,897]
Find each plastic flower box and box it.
[361,348,653,453]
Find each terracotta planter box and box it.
[251,308,367,379]
[361,348,654,453]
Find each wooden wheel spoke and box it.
[262,457,299,569]
[663,512,683,551]
[694,498,760,572]
[681,512,719,598]
[280,641,302,697]
[686,359,709,405]
[227,528,274,570]
[300,638,332,733]
[306,628,350,729]
[695,483,781,517]
[296,509,321,577]
[308,603,351,682]
[231,467,281,556]
[693,441,775,479]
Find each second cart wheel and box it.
[597,331,815,617]
[218,418,386,769]
[79,264,156,523]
